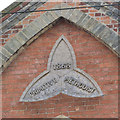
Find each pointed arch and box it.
[47,35,77,70]
[1,3,119,72]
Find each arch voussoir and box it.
[1,3,119,72]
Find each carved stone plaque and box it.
[20,35,103,102]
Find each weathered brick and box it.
[2,20,118,118]
[1,1,119,119]
[2,14,11,22]
[79,2,86,5]
[12,25,23,29]
[107,25,113,28]
[81,9,89,13]
[4,30,11,34]
[95,13,101,16]
[2,35,8,38]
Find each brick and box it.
[79,2,86,5]
[90,9,98,12]
[111,20,118,24]
[2,14,11,22]
[114,24,119,27]
[8,33,16,39]
[107,25,113,28]
[81,9,89,13]
[2,10,119,119]
[13,30,19,33]
[95,13,101,16]
[102,13,105,16]
[2,35,8,38]
[4,30,11,34]
[22,2,29,7]
[89,13,94,17]
[102,19,110,24]
[12,25,23,29]
[114,29,117,32]
[101,16,110,20]
[11,6,21,13]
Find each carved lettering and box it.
[29,78,57,96]
[64,77,96,93]
[53,63,71,70]
[20,36,103,102]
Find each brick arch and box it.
[1,3,119,72]
[2,15,119,118]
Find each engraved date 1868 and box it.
[53,63,71,70]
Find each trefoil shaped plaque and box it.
[20,35,103,102]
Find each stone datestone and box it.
[20,35,103,102]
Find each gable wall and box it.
[2,19,118,118]
[1,2,119,46]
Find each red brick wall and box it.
[2,19,118,118]
[1,2,119,45]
